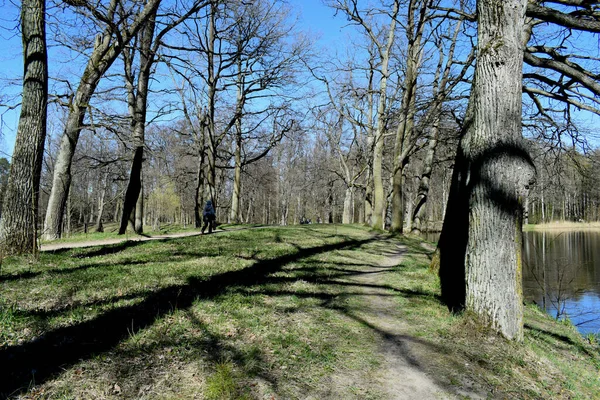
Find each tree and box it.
[118,1,206,234]
[0,158,11,217]
[390,0,431,232]
[327,0,400,230]
[226,0,304,223]
[0,0,47,254]
[435,0,535,340]
[43,0,162,240]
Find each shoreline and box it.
[524,222,600,231]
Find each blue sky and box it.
[0,0,348,157]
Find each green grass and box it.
[1,224,599,399]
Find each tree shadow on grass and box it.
[524,323,598,359]
[45,239,151,258]
[0,237,374,398]
[0,258,153,284]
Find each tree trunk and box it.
[411,118,439,234]
[119,10,157,235]
[391,0,427,233]
[371,1,399,230]
[0,0,47,254]
[403,193,413,233]
[194,139,206,228]
[433,0,534,340]
[230,49,246,224]
[342,186,353,224]
[135,178,144,233]
[95,170,108,232]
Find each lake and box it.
[422,230,600,336]
[523,230,600,336]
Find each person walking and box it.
[201,200,216,234]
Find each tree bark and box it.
[230,54,245,223]
[342,186,353,224]
[434,0,534,340]
[0,0,47,254]
[367,1,399,230]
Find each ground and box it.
[1,225,599,399]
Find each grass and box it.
[38,222,201,245]
[1,224,599,399]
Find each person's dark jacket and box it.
[203,200,216,221]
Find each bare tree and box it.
[43,0,162,240]
[327,0,400,230]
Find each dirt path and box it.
[347,240,474,400]
[40,230,208,252]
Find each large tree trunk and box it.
[43,0,161,241]
[434,0,534,340]
[0,0,47,254]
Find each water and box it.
[421,230,600,336]
[523,231,600,336]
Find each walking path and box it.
[342,238,483,399]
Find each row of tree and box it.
[1,0,599,341]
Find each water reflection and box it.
[523,231,600,336]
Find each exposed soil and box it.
[343,240,482,400]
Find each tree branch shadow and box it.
[0,237,374,398]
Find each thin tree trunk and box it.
[391,0,427,232]
[342,186,353,224]
[0,0,47,254]
[135,177,144,233]
[206,2,218,208]
[95,170,109,232]
[412,120,439,234]
[371,1,399,230]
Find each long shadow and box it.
[46,239,150,257]
[0,237,374,398]
[524,323,598,359]
[0,259,153,284]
